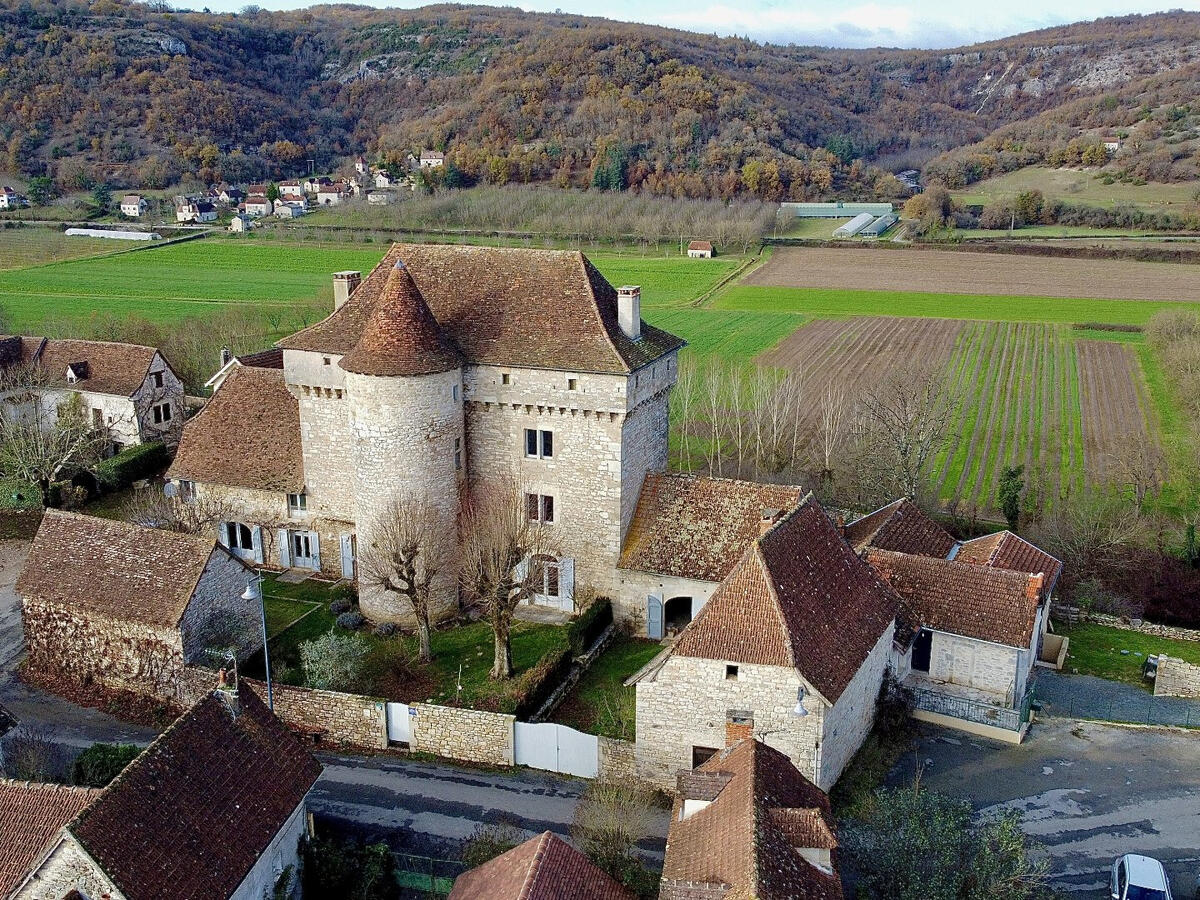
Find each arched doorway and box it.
[664,596,694,635]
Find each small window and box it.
[501,372,511,385]
[525,492,555,524]
[151,371,164,389]
[452,384,459,401]
[151,402,172,424]
[540,430,553,458]
[288,492,307,511]
[524,429,554,459]
[541,494,554,524]
[525,428,538,458]
[322,356,331,366]
[568,377,578,391]
[726,664,739,681]
[454,437,462,470]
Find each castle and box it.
[169,243,685,623]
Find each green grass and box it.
[713,285,1200,326]
[587,254,742,308]
[950,165,1200,211]
[644,307,802,359]
[551,636,663,740]
[1060,622,1200,687]
[955,225,1177,239]
[264,597,321,638]
[776,217,852,239]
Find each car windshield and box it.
[1127,887,1167,900]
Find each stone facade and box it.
[410,703,516,765]
[228,801,308,900]
[178,550,262,663]
[598,736,638,781]
[614,569,719,635]
[247,680,387,750]
[12,833,125,900]
[1154,655,1200,699]
[818,627,892,785]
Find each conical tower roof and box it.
[338,260,462,376]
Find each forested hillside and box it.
[1,0,1197,198]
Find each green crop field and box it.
[0,228,130,270]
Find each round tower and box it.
[340,259,464,622]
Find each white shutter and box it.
[278,529,291,567]
[647,593,664,640]
[558,557,575,612]
[217,522,230,548]
[340,534,355,580]
[163,481,177,498]
[309,531,321,571]
[250,526,264,565]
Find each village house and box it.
[0,186,26,210]
[315,183,347,205]
[278,192,308,211]
[420,150,445,168]
[275,202,304,219]
[176,200,216,223]
[660,738,843,900]
[229,212,253,233]
[9,686,322,900]
[687,240,714,258]
[355,155,369,175]
[278,179,303,197]
[16,510,259,697]
[0,335,185,450]
[119,194,147,218]
[243,194,273,217]
[0,782,100,900]
[374,170,394,188]
[366,189,393,205]
[632,496,899,791]
[218,186,246,206]
[449,832,633,899]
[169,244,685,622]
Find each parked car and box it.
[1111,854,1173,900]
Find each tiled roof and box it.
[278,244,685,374]
[843,499,956,559]
[866,549,1043,648]
[661,739,843,900]
[9,337,163,396]
[619,474,805,582]
[449,831,632,900]
[339,260,463,377]
[169,365,304,493]
[16,509,239,629]
[688,240,714,251]
[71,688,322,900]
[0,781,100,896]
[671,496,898,703]
[236,347,284,369]
[955,531,1062,596]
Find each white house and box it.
[687,240,714,258]
[315,185,346,206]
[419,150,445,168]
[275,203,305,219]
[177,200,216,223]
[366,190,393,206]
[0,186,26,210]
[278,180,303,197]
[120,194,148,218]
[374,171,394,188]
[229,213,253,233]
[244,195,273,217]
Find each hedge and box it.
[94,441,169,491]
[567,596,613,656]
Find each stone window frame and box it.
[531,553,561,598]
[287,492,307,512]
[567,377,578,391]
[524,492,555,525]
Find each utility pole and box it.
[242,574,272,710]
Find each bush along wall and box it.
[94,441,169,492]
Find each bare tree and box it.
[1108,441,1166,513]
[702,360,726,475]
[459,480,545,679]
[359,495,453,662]
[857,363,959,503]
[119,486,235,534]
[1033,486,1146,580]
[672,357,697,470]
[0,393,107,506]
[817,382,848,487]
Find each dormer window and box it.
[151,371,164,389]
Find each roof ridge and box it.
[518,830,555,900]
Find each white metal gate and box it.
[514,722,598,778]
[386,702,411,744]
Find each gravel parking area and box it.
[888,718,1200,897]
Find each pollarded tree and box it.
[359,495,453,663]
[118,486,235,535]
[459,479,545,680]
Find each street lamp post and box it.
[242,575,272,711]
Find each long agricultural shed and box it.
[859,213,899,237]
[64,228,161,241]
[780,201,893,218]
[832,213,877,237]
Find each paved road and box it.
[0,540,157,770]
[888,718,1200,898]
[1035,670,1200,728]
[311,753,670,863]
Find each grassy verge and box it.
[551,636,663,740]
[1060,621,1200,687]
[830,723,918,819]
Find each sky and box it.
[198,0,1200,48]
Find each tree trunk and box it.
[491,618,514,679]
[417,614,433,663]
[38,477,53,508]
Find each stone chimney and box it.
[1026,572,1045,602]
[617,286,641,341]
[759,507,782,536]
[220,347,232,367]
[726,711,753,747]
[333,270,362,310]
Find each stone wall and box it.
[819,625,892,788]
[614,570,718,636]
[410,703,515,766]
[246,680,387,749]
[598,736,637,781]
[1054,607,1200,644]
[14,833,126,900]
[1154,655,1200,699]
[928,630,1020,702]
[131,350,187,446]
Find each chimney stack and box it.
[617,286,641,341]
[1026,572,1045,602]
[333,270,362,310]
[220,347,232,367]
[759,507,781,536]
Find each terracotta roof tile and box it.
[619,474,806,582]
[16,510,242,629]
[339,260,463,377]
[843,499,956,558]
[0,780,100,896]
[661,740,843,900]
[278,244,685,374]
[449,831,633,900]
[235,347,284,369]
[672,497,898,703]
[9,337,165,396]
[866,549,1043,647]
[168,365,304,493]
[71,688,322,900]
[955,531,1062,596]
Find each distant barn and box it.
[687,240,713,258]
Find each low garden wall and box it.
[598,736,637,781]
[1052,606,1200,643]
[410,703,515,766]
[1154,656,1200,699]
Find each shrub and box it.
[329,583,358,607]
[299,629,369,691]
[512,644,572,719]
[336,611,365,630]
[94,441,169,491]
[568,594,613,656]
[329,596,353,615]
[373,621,398,638]
[71,742,140,787]
[572,779,663,899]
[300,835,399,900]
[461,819,523,869]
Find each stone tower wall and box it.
[345,366,464,621]
[285,349,356,522]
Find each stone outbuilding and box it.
[17,510,258,697]
[449,831,632,900]
[660,738,843,900]
[686,240,714,258]
[10,687,322,900]
[633,495,899,791]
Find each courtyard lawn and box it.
[263,596,321,639]
[551,635,664,740]
[1058,622,1200,687]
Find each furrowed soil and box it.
[1076,339,1159,480]
[746,247,1200,303]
